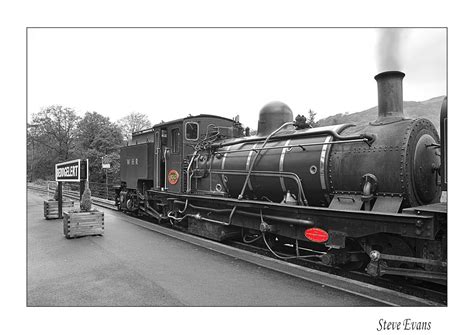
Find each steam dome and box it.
[257,101,293,136]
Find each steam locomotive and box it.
[116,71,447,282]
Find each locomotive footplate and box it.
[402,202,447,221]
[145,190,439,247]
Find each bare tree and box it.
[117,112,152,140]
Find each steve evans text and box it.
[377,318,431,331]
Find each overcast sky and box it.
[27,28,446,129]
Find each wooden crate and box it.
[63,210,104,239]
[43,200,74,219]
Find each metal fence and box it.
[88,182,117,201]
[43,181,116,201]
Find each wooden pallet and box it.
[63,210,104,239]
[44,200,74,219]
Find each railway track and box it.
[226,240,447,305]
[28,183,446,306]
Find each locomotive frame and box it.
[115,71,447,283]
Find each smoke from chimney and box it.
[376,29,406,72]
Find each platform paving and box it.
[27,191,384,307]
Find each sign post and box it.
[57,181,63,218]
[102,155,111,199]
[55,159,88,218]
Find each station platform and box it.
[28,190,386,307]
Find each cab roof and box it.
[131,114,236,137]
[151,114,235,129]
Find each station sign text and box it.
[55,159,88,182]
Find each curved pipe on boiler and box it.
[238,121,295,200]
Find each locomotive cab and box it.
[117,114,243,211]
[152,115,244,194]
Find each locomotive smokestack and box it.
[374,71,405,125]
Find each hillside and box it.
[315,96,445,131]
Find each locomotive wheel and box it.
[340,239,369,270]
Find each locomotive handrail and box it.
[213,138,370,155]
[211,126,375,149]
[163,148,170,190]
[186,151,199,193]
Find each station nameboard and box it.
[55,159,88,182]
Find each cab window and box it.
[154,129,160,145]
[185,122,199,141]
[171,128,181,153]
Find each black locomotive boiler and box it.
[116,71,447,282]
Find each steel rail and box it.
[228,240,447,305]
